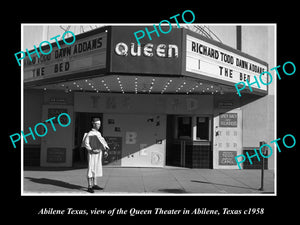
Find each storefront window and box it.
[177,116,192,139]
[196,117,209,141]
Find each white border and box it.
[21,23,277,197]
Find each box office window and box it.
[175,116,211,141]
[196,117,209,141]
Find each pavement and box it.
[23,166,275,195]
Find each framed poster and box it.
[219,113,238,127]
[219,151,237,165]
[46,147,66,163]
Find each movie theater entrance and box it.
[23,25,272,170]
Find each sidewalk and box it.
[23,166,275,195]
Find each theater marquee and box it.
[184,31,268,93]
[24,28,107,86]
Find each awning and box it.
[24,25,268,96]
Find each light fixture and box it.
[175,80,187,93]
[64,86,71,93]
[161,79,172,94]
[99,78,110,93]
[135,77,138,94]
[117,76,124,93]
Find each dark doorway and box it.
[166,115,192,167]
[73,112,103,165]
[166,115,181,167]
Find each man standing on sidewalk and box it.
[83,118,110,193]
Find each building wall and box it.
[241,26,275,170]
[103,113,167,167]
[24,90,216,167]
[23,26,44,51]
[206,25,237,49]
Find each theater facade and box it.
[23,25,275,169]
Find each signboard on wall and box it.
[219,151,237,165]
[24,28,107,85]
[47,147,66,163]
[110,26,182,75]
[219,113,238,127]
[213,109,242,169]
[185,32,268,92]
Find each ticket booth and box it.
[166,115,212,168]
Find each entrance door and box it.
[166,115,191,167]
[40,105,73,167]
[213,108,242,169]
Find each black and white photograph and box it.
[4,5,298,221]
